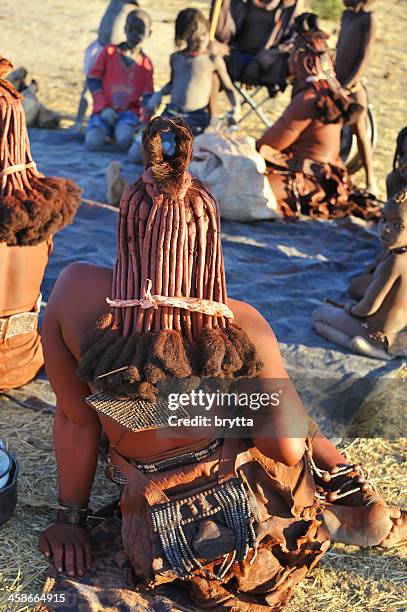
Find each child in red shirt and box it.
[85,9,153,151]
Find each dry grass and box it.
[0,378,406,612]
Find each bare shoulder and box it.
[51,262,112,301]
[229,299,287,377]
[292,87,317,108]
[230,298,274,333]
[46,262,112,332]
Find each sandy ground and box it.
[0,1,406,611]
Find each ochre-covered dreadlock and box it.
[79,117,262,401]
[290,14,362,125]
[0,57,81,246]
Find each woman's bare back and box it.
[43,261,290,462]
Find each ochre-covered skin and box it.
[0,55,80,389]
[313,189,407,359]
[256,25,371,219]
[0,240,51,389]
[39,119,407,603]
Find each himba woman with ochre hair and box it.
[0,57,81,390]
[39,118,406,609]
[257,14,378,220]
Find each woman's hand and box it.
[39,523,92,577]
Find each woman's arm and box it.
[234,302,308,466]
[350,256,400,317]
[42,290,101,505]
[38,274,102,576]
[87,46,108,113]
[256,91,314,153]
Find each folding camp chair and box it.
[233,84,273,127]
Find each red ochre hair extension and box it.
[78,117,262,400]
[0,57,81,246]
[290,29,363,125]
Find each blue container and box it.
[0,448,11,490]
[0,441,18,527]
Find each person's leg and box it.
[128,136,143,163]
[114,124,135,150]
[114,112,138,150]
[85,127,106,151]
[266,173,297,216]
[312,303,391,357]
[313,321,353,350]
[313,304,366,338]
[85,113,110,150]
[353,87,377,194]
[349,335,393,360]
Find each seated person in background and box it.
[85,9,153,152]
[39,119,406,608]
[131,8,240,163]
[256,17,368,219]
[313,188,407,360]
[386,127,407,198]
[75,0,140,131]
[210,0,302,116]
[0,57,81,390]
[336,0,377,195]
[212,0,302,76]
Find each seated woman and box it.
[0,57,81,390]
[313,188,407,359]
[39,118,406,609]
[210,0,301,96]
[256,19,373,219]
[386,126,407,198]
[129,7,240,163]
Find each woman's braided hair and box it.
[78,117,262,401]
[290,14,363,125]
[0,57,81,246]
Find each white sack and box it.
[189,132,282,222]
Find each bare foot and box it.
[106,161,128,207]
[349,335,393,360]
[323,501,407,548]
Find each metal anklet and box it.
[56,505,89,528]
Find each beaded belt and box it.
[108,438,223,484]
[0,295,41,341]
